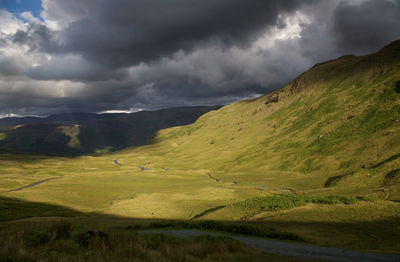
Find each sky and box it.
[0,0,399,116]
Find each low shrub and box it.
[23,230,51,248]
[72,231,91,248]
[142,233,182,249]
[232,194,368,213]
[193,221,302,241]
[50,221,72,240]
[16,228,248,261]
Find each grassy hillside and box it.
[0,40,399,256]
[122,40,400,199]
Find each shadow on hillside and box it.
[0,195,84,221]
[0,146,107,164]
[370,153,400,169]
[395,80,400,93]
[1,195,399,255]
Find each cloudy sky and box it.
[0,0,399,116]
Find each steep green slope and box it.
[121,40,400,199]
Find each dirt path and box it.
[2,177,61,193]
[255,185,296,194]
[138,229,400,262]
[278,187,296,194]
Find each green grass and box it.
[231,194,368,214]
[59,125,82,149]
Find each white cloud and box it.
[253,11,311,50]
[19,11,41,24]
[0,9,26,34]
[98,108,143,114]
[40,0,95,30]
[0,113,45,119]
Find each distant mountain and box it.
[78,106,222,153]
[45,112,126,123]
[0,112,125,127]
[0,116,47,127]
[0,106,221,156]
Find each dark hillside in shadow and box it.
[0,106,221,156]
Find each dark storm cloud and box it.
[26,54,128,81]
[332,0,400,55]
[11,23,55,52]
[57,0,307,68]
[0,54,24,76]
[124,39,307,96]
[1,0,400,116]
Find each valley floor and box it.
[0,151,399,258]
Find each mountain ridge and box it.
[0,106,221,155]
[0,112,126,127]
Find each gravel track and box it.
[138,229,400,262]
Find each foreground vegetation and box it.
[0,221,250,262]
[0,219,317,262]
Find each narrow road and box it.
[138,165,151,171]
[138,229,400,262]
[2,177,61,193]
[255,185,273,190]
